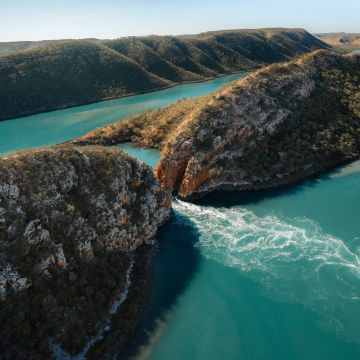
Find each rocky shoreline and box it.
[0,145,171,359]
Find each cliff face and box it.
[154,50,360,199]
[0,28,329,121]
[0,145,171,358]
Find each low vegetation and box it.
[71,96,211,149]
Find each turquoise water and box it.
[2,72,360,360]
[0,72,246,155]
[117,143,160,169]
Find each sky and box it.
[0,0,359,42]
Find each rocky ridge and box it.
[0,145,171,358]
[73,50,360,200]
[155,50,360,199]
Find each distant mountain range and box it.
[0,28,330,121]
[316,33,360,50]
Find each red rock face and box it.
[179,163,212,199]
[155,156,187,193]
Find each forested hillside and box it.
[0,28,330,121]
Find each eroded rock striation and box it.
[0,145,171,358]
[155,50,360,199]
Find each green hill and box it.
[0,28,330,121]
[0,41,168,121]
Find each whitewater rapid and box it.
[173,200,360,343]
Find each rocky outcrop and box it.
[0,145,171,358]
[0,263,31,301]
[72,50,360,201]
[154,50,360,199]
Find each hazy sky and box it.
[1,0,359,42]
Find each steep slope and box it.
[0,145,171,358]
[105,37,203,83]
[0,28,330,121]
[154,50,360,199]
[190,28,327,65]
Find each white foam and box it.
[174,200,360,343]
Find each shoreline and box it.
[0,69,253,123]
